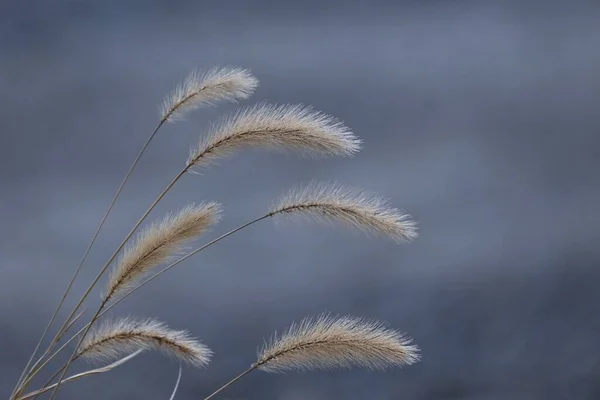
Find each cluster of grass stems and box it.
[9,66,420,399]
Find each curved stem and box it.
[117,215,269,301]
[12,119,166,398]
[168,365,183,400]
[18,350,142,400]
[204,365,257,400]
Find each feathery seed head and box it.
[270,182,417,243]
[187,103,361,169]
[161,67,258,122]
[79,318,212,367]
[105,203,221,302]
[256,314,419,373]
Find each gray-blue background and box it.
[1,1,599,399]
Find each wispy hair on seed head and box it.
[161,66,258,122]
[187,103,361,169]
[256,314,419,373]
[105,203,221,303]
[270,182,417,243]
[79,318,212,367]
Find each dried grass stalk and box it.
[187,103,361,169]
[105,203,221,302]
[270,182,417,242]
[256,314,419,372]
[18,350,143,400]
[161,66,258,122]
[79,318,211,367]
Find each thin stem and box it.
[12,119,166,398]
[117,215,269,301]
[57,308,87,343]
[48,165,189,400]
[168,365,183,400]
[47,302,107,400]
[25,214,269,395]
[58,120,166,338]
[204,365,257,400]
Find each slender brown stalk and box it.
[204,365,258,400]
[58,308,87,342]
[115,215,270,300]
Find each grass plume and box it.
[187,103,361,169]
[270,182,417,242]
[161,67,258,122]
[13,65,420,400]
[256,314,419,372]
[105,203,221,302]
[79,318,211,367]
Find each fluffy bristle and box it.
[187,103,361,169]
[79,318,212,367]
[105,203,221,302]
[270,182,417,243]
[256,314,420,373]
[160,66,258,122]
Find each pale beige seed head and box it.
[79,318,212,367]
[160,66,258,122]
[270,182,417,243]
[105,203,221,302]
[256,314,420,372]
[187,103,361,169]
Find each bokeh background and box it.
[1,1,599,399]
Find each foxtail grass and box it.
[11,65,420,400]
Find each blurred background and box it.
[1,1,599,399]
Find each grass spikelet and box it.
[78,318,212,367]
[269,182,417,242]
[105,203,221,302]
[255,314,419,373]
[160,67,258,122]
[187,103,361,169]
